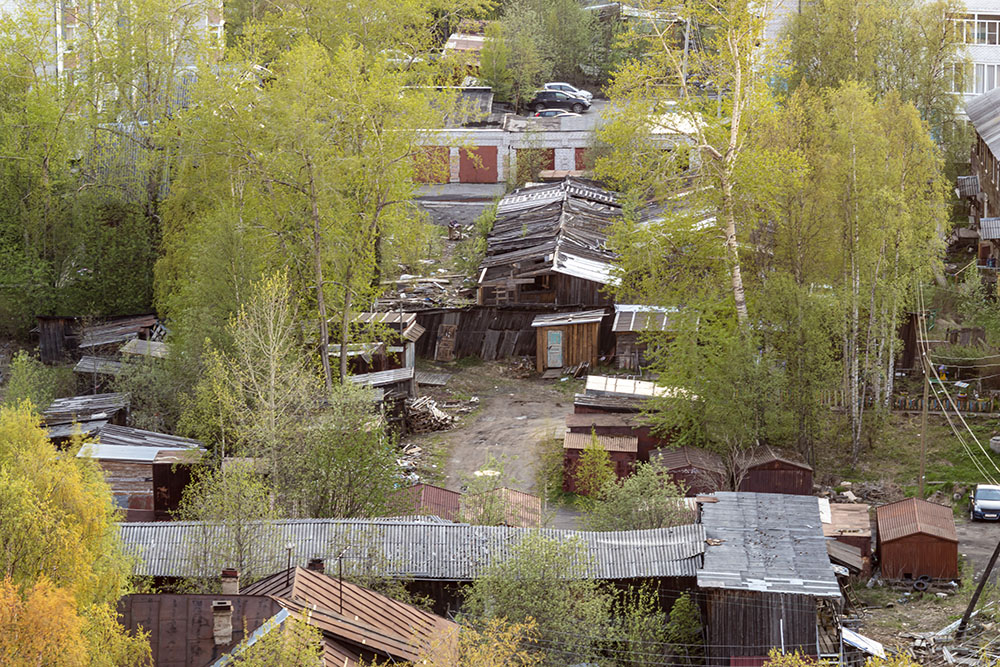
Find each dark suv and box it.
[526,90,590,114]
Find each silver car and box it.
[971,484,1000,521]
[544,82,593,102]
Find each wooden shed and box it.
[650,446,725,496]
[875,498,958,580]
[565,412,669,461]
[531,310,607,373]
[738,447,814,496]
[613,305,674,371]
[562,431,637,493]
[77,424,205,521]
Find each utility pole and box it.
[957,538,1000,638]
[919,311,929,498]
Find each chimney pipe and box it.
[212,600,234,646]
[307,558,325,574]
[221,568,240,595]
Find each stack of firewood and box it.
[406,396,455,433]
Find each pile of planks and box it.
[406,397,455,434]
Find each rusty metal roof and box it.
[464,487,542,527]
[745,446,813,472]
[244,566,457,663]
[651,446,725,474]
[875,498,957,544]
[391,484,461,521]
[563,431,638,453]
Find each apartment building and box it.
[949,5,1000,107]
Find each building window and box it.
[950,14,1000,44]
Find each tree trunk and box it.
[721,175,750,325]
[339,269,353,384]
[308,171,334,393]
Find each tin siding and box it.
[706,590,818,665]
[879,534,959,580]
[739,462,813,496]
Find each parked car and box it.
[534,109,580,118]
[526,90,590,114]
[544,82,593,102]
[970,483,1000,520]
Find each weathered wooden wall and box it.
[705,590,819,664]
[414,305,614,362]
[879,535,958,580]
[534,321,601,372]
[101,461,156,521]
[479,273,614,308]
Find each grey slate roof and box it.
[118,519,705,580]
[698,492,841,598]
[968,86,1000,159]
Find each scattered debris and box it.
[406,396,456,433]
[415,370,453,386]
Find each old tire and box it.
[913,579,929,591]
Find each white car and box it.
[544,82,593,102]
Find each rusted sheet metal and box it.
[563,431,638,453]
[391,484,461,521]
[876,497,957,543]
[879,534,959,580]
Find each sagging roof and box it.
[77,424,206,464]
[698,492,842,598]
[956,175,980,199]
[875,497,958,544]
[391,484,462,521]
[968,85,1000,159]
[981,217,1000,241]
[241,566,458,665]
[78,314,158,348]
[73,355,123,376]
[531,310,607,327]
[121,338,170,358]
[350,311,425,342]
[651,446,725,474]
[347,367,414,388]
[118,519,706,580]
[479,178,622,288]
[613,305,675,333]
[43,392,129,428]
[563,431,639,453]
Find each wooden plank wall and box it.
[414,306,614,362]
[534,321,601,372]
[706,590,819,664]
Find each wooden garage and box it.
[562,431,637,493]
[531,310,607,374]
[876,498,958,580]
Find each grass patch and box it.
[454,355,483,369]
[416,435,450,486]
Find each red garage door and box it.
[574,147,589,170]
[413,146,450,184]
[459,146,498,183]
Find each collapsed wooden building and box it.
[477,178,620,307]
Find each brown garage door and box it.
[459,146,498,183]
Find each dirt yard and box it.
[409,359,584,528]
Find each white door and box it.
[546,330,563,368]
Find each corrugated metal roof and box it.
[698,492,842,598]
[347,367,414,387]
[78,314,157,348]
[118,519,705,580]
[96,424,203,449]
[531,310,607,327]
[651,446,724,473]
[613,306,675,333]
[981,217,1000,240]
[391,484,461,521]
[76,425,206,463]
[745,446,813,472]
[467,488,543,528]
[968,86,1000,159]
[957,175,980,198]
[875,498,957,544]
[563,432,638,453]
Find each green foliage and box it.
[609,584,672,667]
[460,454,512,525]
[112,356,184,434]
[583,461,693,531]
[175,459,280,590]
[574,431,616,499]
[534,434,567,503]
[0,403,151,663]
[478,22,514,102]
[2,351,73,410]
[455,204,498,277]
[494,1,551,110]
[225,613,324,666]
[461,532,613,666]
[665,592,703,665]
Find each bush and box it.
[2,351,74,410]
